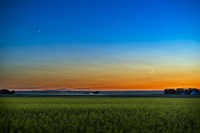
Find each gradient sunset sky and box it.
[0,0,200,90]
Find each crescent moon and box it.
[150,70,154,74]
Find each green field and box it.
[0,97,199,133]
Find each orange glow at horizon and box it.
[1,62,200,90]
[1,42,200,90]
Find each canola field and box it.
[0,97,199,133]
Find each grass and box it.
[0,97,200,133]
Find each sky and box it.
[0,0,200,90]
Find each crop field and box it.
[0,97,200,133]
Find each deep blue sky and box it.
[0,0,200,89]
[1,0,200,45]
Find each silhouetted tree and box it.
[0,89,15,94]
[164,88,200,95]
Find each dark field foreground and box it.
[0,97,200,133]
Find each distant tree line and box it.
[164,88,200,95]
[0,89,15,94]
